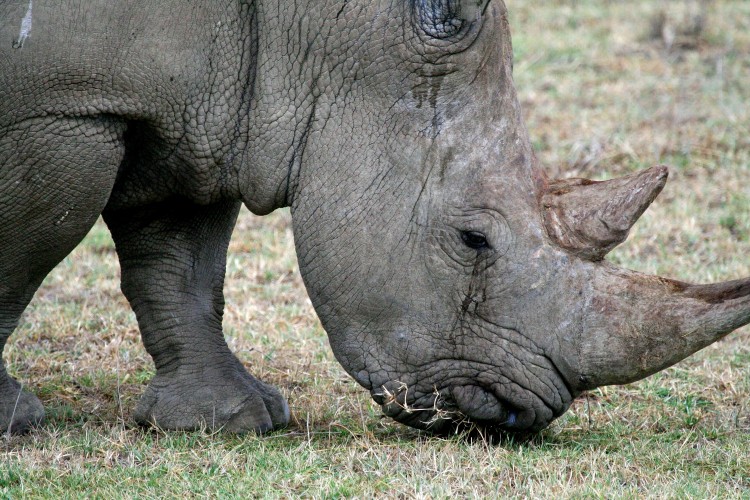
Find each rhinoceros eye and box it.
[460,230,490,251]
[413,0,488,42]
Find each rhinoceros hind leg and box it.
[0,378,44,435]
[0,116,125,434]
[104,200,289,433]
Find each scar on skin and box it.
[13,0,33,49]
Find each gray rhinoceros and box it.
[1,0,748,435]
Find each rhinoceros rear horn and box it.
[542,166,669,261]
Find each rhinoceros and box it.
[1,0,748,435]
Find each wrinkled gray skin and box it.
[2,0,749,435]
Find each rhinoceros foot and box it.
[0,377,45,435]
[134,365,289,434]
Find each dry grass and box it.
[3,0,750,497]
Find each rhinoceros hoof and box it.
[134,368,289,433]
[0,384,45,435]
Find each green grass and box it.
[4,1,750,497]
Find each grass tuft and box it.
[647,1,710,51]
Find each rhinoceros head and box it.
[282,0,750,432]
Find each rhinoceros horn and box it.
[576,265,750,390]
[543,166,750,391]
[542,165,669,261]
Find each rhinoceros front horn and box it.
[575,266,750,390]
[543,166,750,391]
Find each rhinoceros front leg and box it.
[103,200,289,433]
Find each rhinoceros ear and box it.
[413,0,491,39]
[541,166,669,261]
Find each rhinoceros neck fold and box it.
[237,4,332,215]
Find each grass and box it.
[4,0,750,497]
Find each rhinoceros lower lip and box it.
[449,384,523,430]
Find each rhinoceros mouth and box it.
[372,381,551,433]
